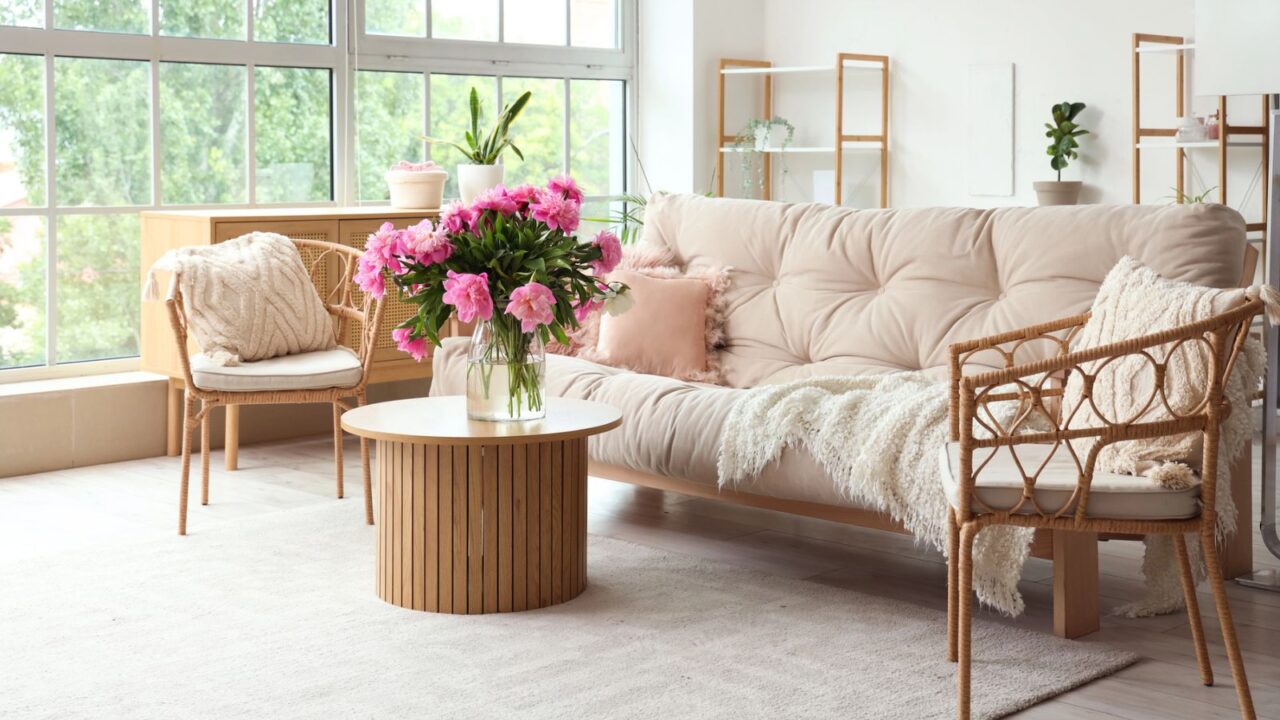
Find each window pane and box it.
[54,58,151,207]
[54,0,149,34]
[160,0,246,39]
[254,66,332,203]
[55,214,139,363]
[366,0,424,37]
[428,74,496,200]
[356,71,424,202]
[0,54,46,208]
[570,0,616,48]
[1,0,43,28]
[504,0,566,46]
[0,216,46,369]
[160,63,247,205]
[569,79,624,196]
[431,0,495,41]
[254,0,329,44]
[501,77,563,187]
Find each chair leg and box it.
[1202,526,1257,719]
[333,402,345,499]
[947,507,960,662]
[1174,533,1214,686]
[178,393,196,535]
[200,400,211,506]
[358,390,373,525]
[957,522,978,720]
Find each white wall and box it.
[638,0,1268,221]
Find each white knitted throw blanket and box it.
[716,366,1257,618]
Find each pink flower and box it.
[365,221,405,274]
[590,230,622,275]
[399,218,453,266]
[572,296,603,323]
[441,271,493,323]
[548,175,584,204]
[391,327,430,362]
[80,267,98,283]
[472,185,518,215]
[529,190,580,233]
[504,281,556,333]
[439,202,476,235]
[507,184,540,210]
[354,254,386,299]
[390,160,439,172]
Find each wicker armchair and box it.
[944,299,1263,720]
[167,239,386,536]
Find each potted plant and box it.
[385,160,449,209]
[425,87,532,203]
[1034,101,1088,206]
[355,175,630,421]
[732,116,794,197]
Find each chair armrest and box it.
[948,313,1089,439]
[164,276,198,392]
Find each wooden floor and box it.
[2,435,1278,720]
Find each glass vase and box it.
[466,318,546,422]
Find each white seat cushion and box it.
[938,442,1200,520]
[190,347,362,392]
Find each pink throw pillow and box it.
[575,258,731,384]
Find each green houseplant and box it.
[732,116,794,197]
[1034,101,1088,206]
[424,87,532,203]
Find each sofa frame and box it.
[587,245,1260,640]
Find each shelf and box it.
[720,60,883,76]
[1134,139,1264,149]
[1134,42,1195,54]
[719,142,882,153]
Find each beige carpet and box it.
[0,501,1136,719]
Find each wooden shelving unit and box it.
[716,53,890,208]
[1131,33,1270,234]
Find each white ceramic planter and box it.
[386,169,448,209]
[457,164,505,203]
[1033,180,1083,206]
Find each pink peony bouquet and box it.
[355,175,628,418]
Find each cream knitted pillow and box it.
[1061,257,1248,488]
[145,232,337,366]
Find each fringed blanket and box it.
[716,360,1257,617]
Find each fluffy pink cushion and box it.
[569,245,730,384]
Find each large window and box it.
[0,0,633,378]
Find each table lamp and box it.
[1195,0,1280,590]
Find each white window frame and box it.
[0,0,637,383]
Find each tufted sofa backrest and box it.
[641,193,1248,389]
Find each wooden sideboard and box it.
[140,206,443,463]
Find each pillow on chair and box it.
[1061,256,1251,488]
[145,232,337,366]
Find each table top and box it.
[340,396,622,446]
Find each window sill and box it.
[0,371,168,399]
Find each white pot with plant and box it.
[425,87,532,203]
[1033,101,1088,206]
[385,160,449,209]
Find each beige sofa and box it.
[431,193,1256,637]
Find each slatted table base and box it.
[375,437,589,613]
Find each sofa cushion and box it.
[642,195,1247,389]
[431,338,858,507]
[937,443,1200,520]
[190,346,362,392]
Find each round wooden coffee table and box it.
[341,395,621,614]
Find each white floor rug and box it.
[0,501,1136,720]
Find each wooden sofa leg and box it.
[1219,444,1254,579]
[1052,529,1099,639]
